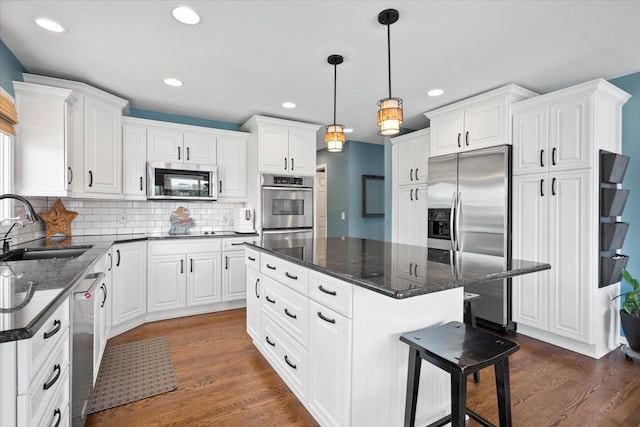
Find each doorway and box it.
[315,164,327,238]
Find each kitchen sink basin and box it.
[0,245,93,262]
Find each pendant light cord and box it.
[387,19,392,99]
[333,63,337,125]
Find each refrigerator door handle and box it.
[449,192,457,251]
[456,192,462,251]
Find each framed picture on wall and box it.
[362,175,384,218]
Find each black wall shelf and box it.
[599,150,630,288]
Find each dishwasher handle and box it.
[73,272,105,300]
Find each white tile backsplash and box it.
[0,196,244,248]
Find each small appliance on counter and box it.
[234,208,255,233]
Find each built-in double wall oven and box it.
[261,174,314,262]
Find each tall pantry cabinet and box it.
[391,128,430,246]
[511,79,630,358]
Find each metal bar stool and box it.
[464,292,482,382]
[400,321,519,427]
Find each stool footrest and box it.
[425,409,495,427]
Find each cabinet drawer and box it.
[262,276,308,347]
[148,239,221,256]
[18,329,70,427]
[309,271,353,318]
[223,237,258,251]
[245,247,260,268]
[262,314,308,402]
[36,371,69,427]
[261,253,309,296]
[17,298,70,394]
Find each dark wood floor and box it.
[86,309,640,426]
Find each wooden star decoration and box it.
[39,198,79,238]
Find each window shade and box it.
[0,93,18,135]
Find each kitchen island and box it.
[245,237,550,427]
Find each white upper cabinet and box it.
[130,117,250,200]
[392,128,430,186]
[147,126,217,165]
[242,115,321,176]
[217,135,248,199]
[22,74,129,198]
[122,119,147,198]
[425,85,537,157]
[13,82,74,197]
[84,95,123,194]
[512,79,629,176]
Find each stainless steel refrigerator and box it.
[427,145,513,330]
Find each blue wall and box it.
[317,140,386,239]
[0,39,26,96]
[610,71,640,302]
[347,141,385,240]
[129,108,240,131]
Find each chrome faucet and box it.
[0,194,40,253]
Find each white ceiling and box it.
[1,1,639,149]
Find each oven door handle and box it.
[261,186,313,192]
[262,229,313,235]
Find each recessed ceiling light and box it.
[344,128,354,133]
[164,78,183,87]
[171,6,201,25]
[427,88,444,97]
[34,18,65,33]
[282,102,296,109]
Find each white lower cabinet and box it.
[308,301,352,427]
[111,242,147,330]
[93,250,112,380]
[245,248,262,345]
[0,298,71,427]
[222,237,258,302]
[147,239,222,313]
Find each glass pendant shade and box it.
[325,124,345,152]
[377,97,403,136]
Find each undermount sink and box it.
[0,245,93,262]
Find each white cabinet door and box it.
[83,96,122,194]
[147,255,186,312]
[547,169,591,342]
[122,123,147,197]
[183,131,217,165]
[186,252,222,306]
[394,184,427,247]
[223,252,247,301]
[308,301,352,427]
[415,138,429,184]
[246,268,262,344]
[217,135,247,198]
[464,98,507,151]
[512,106,549,175]
[111,242,147,327]
[549,96,591,171]
[512,173,549,330]
[395,142,415,186]
[288,128,316,176]
[430,110,464,157]
[147,126,182,163]
[13,83,73,197]
[259,125,289,173]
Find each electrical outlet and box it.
[341,212,346,221]
[118,212,127,224]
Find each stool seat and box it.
[400,321,519,427]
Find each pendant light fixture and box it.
[377,8,403,136]
[325,54,345,152]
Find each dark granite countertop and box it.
[247,237,551,299]
[0,231,258,343]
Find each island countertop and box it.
[247,237,550,299]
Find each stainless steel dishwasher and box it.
[71,272,104,427]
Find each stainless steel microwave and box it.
[147,162,218,201]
